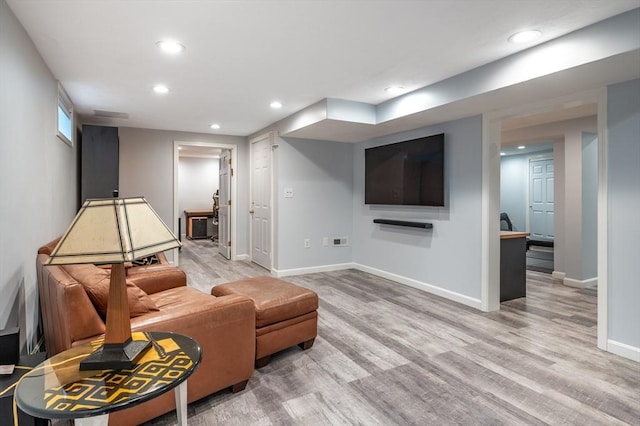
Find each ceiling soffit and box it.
[275,10,640,143]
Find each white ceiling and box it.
[6,0,639,137]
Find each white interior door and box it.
[218,150,231,259]
[530,158,554,241]
[250,136,271,269]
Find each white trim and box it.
[607,340,640,362]
[596,87,608,351]
[524,156,532,233]
[274,262,482,310]
[354,263,483,310]
[272,263,354,278]
[563,276,598,289]
[173,141,239,265]
[481,114,501,312]
[248,131,277,270]
[552,271,566,280]
[235,254,250,261]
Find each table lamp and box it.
[46,196,181,370]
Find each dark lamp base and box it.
[79,339,151,371]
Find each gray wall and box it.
[353,116,483,300]
[607,79,640,348]
[274,138,354,271]
[0,0,78,350]
[118,127,249,258]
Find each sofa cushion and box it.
[133,287,251,329]
[62,264,159,318]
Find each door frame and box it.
[482,87,608,351]
[173,140,239,263]
[249,131,277,271]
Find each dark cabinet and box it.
[80,125,118,205]
[500,233,528,302]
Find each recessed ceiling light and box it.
[178,147,183,150]
[156,40,185,54]
[210,123,221,130]
[153,84,169,94]
[518,145,526,150]
[500,152,506,156]
[508,30,542,44]
[385,86,405,94]
[270,101,283,109]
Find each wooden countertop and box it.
[500,231,530,239]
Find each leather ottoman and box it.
[212,276,318,367]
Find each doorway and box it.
[484,88,608,350]
[173,141,239,264]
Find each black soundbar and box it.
[373,219,433,229]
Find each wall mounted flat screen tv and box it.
[365,133,445,206]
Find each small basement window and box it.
[57,83,73,146]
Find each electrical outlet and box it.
[332,237,349,247]
[304,238,311,248]
[284,188,294,198]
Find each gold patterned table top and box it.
[16,331,201,419]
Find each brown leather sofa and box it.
[36,239,256,425]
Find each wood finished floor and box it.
[145,238,639,426]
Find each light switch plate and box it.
[284,188,294,198]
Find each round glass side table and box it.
[15,331,201,426]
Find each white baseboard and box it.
[552,271,566,280]
[563,276,598,288]
[272,263,355,278]
[353,263,483,310]
[234,254,250,261]
[274,262,481,310]
[607,339,640,362]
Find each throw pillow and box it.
[62,263,159,318]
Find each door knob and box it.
[249,210,255,214]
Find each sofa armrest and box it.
[127,267,187,294]
[36,254,106,355]
[109,290,255,426]
[133,290,255,379]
